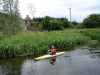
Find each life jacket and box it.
[51,49,56,52]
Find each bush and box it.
[82,14,100,28]
[62,19,70,28]
[42,16,63,31]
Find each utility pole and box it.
[68,8,71,22]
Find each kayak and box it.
[34,52,65,61]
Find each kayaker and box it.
[48,46,56,55]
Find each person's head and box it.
[51,46,55,49]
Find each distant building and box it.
[23,15,43,31]
[23,15,31,30]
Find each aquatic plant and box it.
[80,28,100,42]
[0,28,99,58]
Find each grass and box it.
[0,28,100,58]
[80,28,100,42]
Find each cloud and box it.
[19,0,100,22]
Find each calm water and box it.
[0,46,100,75]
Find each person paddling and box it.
[48,46,56,55]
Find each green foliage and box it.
[75,24,83,29]
[62,19,70,28]
[33,17,43,22]
[60,17,66,21]
[42,16,63,31]
[69,22,74,28]
[82,14,100,28]
[48,19,63,31]
[0,0,23,34]
[30,21,42,31]
[42,16,52,30]
[87,40,99,46]
[1,28,99,58]
[80,29,100,42]
[0,12,6,30]
[33,16,81,30]
[72,21,78,26]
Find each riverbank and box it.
[0,45,100,75]
[0,28,100,58]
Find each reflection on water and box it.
[0,57,37,75]
[0,45,100,75]
[49,57,56,65]
[21,60,37,75]
[0,57,22,75]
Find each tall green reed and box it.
[80,28,100,42]
[0,28,97,58]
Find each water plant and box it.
[0,28,99,58]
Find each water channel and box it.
[0,45,100,75]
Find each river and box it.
[0,46,100,75]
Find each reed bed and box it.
[80,28,100,42]
[0,28,99,58]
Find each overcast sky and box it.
[19,0,100,22]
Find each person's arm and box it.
[55,49,56,52]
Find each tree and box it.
[0,12,6,30]
[0,0,22,34]
[72,21,78,26]
[82,14,100,28]
[27,2,36,20]
[48,19,63,31]
[42,16,52,30]
[42,16,63,31]
[62,19,70,28]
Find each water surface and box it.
[0,46,100,75]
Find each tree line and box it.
[1,12,100,33]
[0,0,100,34]
[32,13,100,31]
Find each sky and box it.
[19,0,100,22]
